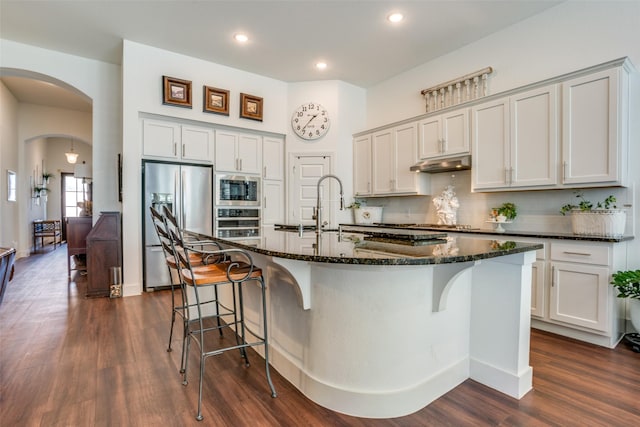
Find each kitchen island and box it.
[198,227,542,418]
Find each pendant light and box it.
[65,138,79,164]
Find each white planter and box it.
[570,210,626,237]
[630,299,640,333]
[353,207,383,224]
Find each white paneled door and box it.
[289,154,332,226]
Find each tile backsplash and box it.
[359,170,635,235]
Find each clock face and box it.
[291,102,330,140]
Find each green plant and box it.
[610,270,640,299]
[495,202,517,220]
[560,191,618,215]
[42,172,54,181]
[346,200,363,209]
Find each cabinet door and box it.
[471,98,509,190]
[441,109,469,156]
[263,136,284,180]
[562,69,619,185]
[510,85,558,188]
[353,134,372,196]
[549,261,609,332]
[237,134,262,174]
[214,130,239,172]
[262,180,284,225]
[143,119,179,159]
[530,260,545,318]
[181,125,213,162]
[393,122,418,193]
[372,129,394,194]
[418,116,442,159]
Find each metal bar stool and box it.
[166,217,277,421]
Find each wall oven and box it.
[215,208,260,240]
[215,174,260,206]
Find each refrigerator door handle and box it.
[174,170,179,226]
[181,169,186,227]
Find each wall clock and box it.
[291,102,331,140]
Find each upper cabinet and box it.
[371,122,429,196]
[353,134,372,197]
[142,119,213,163]
[215,130,262,174]
[472,85,558,191]
[418,109,470,159]
[262,136,284,181]
[471,59,634,192]
[561,67,629,187]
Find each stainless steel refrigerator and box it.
[142,160,213,290]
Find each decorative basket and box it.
[353,207,383,224]
[570,210,626,237]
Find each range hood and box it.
[410,155,472,173]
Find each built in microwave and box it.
[215,174,260,206]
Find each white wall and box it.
[365,1,640,130]
[0,81,19,249]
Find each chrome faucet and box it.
[313,174,345,233]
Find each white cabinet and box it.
[371,122,429,196]
[472,84,558,191]
[262,136,285,225]
[142,119,213,163]
[215,130,262,174]
[561,67,629,186]
[353,134,372,196]
[418,108,469,159]
[262,180,285,225]
[262,136,284,181]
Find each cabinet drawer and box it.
[550,242,609,265]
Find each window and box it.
[62,173,85,217]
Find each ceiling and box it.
[0,0,562,108]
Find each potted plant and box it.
[560,192,625,237]
[491,202,517,222]
[42,172,54,184]
[347,200,383,224]
[611,270,640,334]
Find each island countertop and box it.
[195,226,543,266]
[187,226,539,418]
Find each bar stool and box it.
[150,207,223,373]
[163,208,276,421]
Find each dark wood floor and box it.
[1,245,639,426]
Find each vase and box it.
[630,298,640,333]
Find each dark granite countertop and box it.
[335,223,634,243]
[192,229,543,266]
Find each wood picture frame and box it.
[203,86,230,115]
[239,93,263,121]
[162,76,192,108]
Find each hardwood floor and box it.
[1,245,638,426]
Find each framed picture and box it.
[239,93,263,121]
[203,86,230,115]
[7,170,16,202]
[162,76,192,108]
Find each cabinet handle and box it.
[563,161,567,180]
[442,139,447,153]
[551,266,555,287]
[239,158,243,171]
[263,166,267,178]
[235,158,239,170]
[263,196,267,209]
[173,142,177,156]
[562,251,591,256]
[182,143,185,158]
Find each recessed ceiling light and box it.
[316,62,327,70]
[234,33,249,43]
[387,12,404,23]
